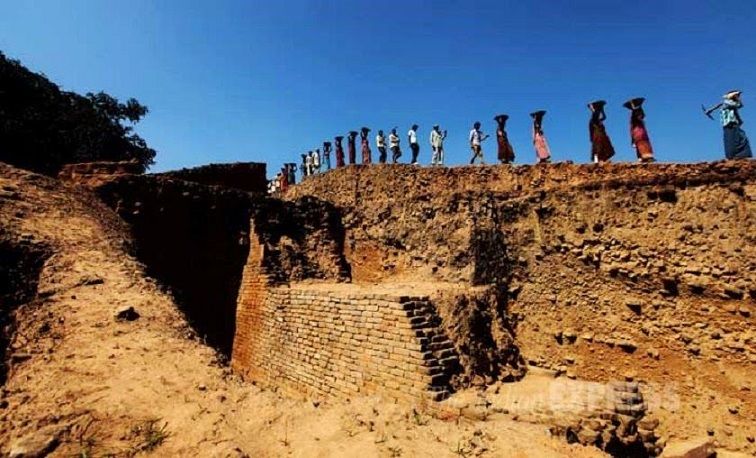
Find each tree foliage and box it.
[0,51,156,175]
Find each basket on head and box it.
[623,97,645,110]
[530,110,547,120]
[588,100,607,111]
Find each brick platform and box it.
[231,229,459,401]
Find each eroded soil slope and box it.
[0,163,600,457]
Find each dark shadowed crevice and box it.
[97,178,252,357]
[0,237,49,384]
[96,176,352,359]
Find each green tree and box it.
[0,51,156,175]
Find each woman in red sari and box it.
[334,136,345,168]
[494,114,515,164]
[360,127,372,164]
[624,97,655,162]
[588,100,615,163]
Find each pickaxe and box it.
[702,102,723,120]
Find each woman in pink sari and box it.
[624,97,655,162]
[531,110,551,163]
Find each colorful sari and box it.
[497,128,515,163]
[631,121,654,161]
[533,128,551,163]
[590,119,615,162]
[361,139,372,164]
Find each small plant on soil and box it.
[129,418,169,454]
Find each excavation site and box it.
[0,159,753,457]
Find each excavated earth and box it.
[0,162,605,457]
[1,159,755,457]
[287,161,756,457]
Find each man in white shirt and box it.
[469,121,489,164]
[305,151,314,176]
[389,128,402,163]
[408,124,420,164]
[430,125,447,166]
[311,149,321,174]
[376,130,387,163]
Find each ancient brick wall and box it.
[232,272,459,401]
[156,162,267,193]
[230,223,270,377]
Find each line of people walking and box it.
[268,91,751,194]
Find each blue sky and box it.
[1,0,754,173]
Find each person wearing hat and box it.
[588,100,615,163]
[623,98,655,163]
[530,110,552,164]
[323,142,332,170]
[430,124,447,166]
[334,136,345,168]
[376,130,387,164]
[347,131,358,165]
[469,121,490,164]
[360,127,372,164]
[494,115,515,164]
[408,124,420,165]
[721,91,752,160]
[389,128,402,163]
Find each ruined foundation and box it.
[29,160,754,456]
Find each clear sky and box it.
[1,0,754,173]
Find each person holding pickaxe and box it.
[703,90,752,160]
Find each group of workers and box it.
[268,91,751,195]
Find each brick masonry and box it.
[231,226,459,401]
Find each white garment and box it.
[408,129,418,144]
[376,134,385,148]
[389,133,399,147]
[312,152,320,167]
[469,128,482,146]
[430,129,444,148]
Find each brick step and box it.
[422,365,445,375]
[427,382,449,391]
[439,356,459,366]
[410,321,433,330]
[427,390,450,402]
[428,341,454,352]
[435,348,456,359]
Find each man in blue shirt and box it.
[720,90,752,160]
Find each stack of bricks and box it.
[232,274,459,402]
